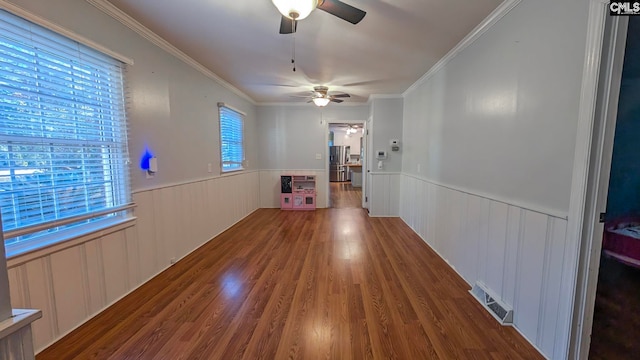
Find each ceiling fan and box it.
[294,86,351,107]
[272,0,366,34]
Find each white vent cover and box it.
[470,282,513,325]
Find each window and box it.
[0,10,131,254]
[218,103,244,172]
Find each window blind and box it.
[218,105,244,172]
[0,9,131,248]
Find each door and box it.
[572,14,628,359]
[364,118,372,210]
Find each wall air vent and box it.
[470,282,513,325]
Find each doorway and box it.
[327,122,364,208]
[587,16,640,359]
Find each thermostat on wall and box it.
[376,150,387,159]
[390,139,400,151]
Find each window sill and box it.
[221,167,245,175]
[6,216,137,268]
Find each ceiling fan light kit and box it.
[312,97,331,107]
[298,86,350,107]
[270,2,363,107]
[276,0,366,34]
[272,0,318,20]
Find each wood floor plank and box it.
[37,186,542,360]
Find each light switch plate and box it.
[316,153,322,160]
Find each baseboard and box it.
[35,206,260,354]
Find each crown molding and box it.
[0,0,133,64]
[367,94,404,103]
[85,0,256,105]
[403,0,521,96]
[257,101,369,107]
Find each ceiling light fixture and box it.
[272,0,318,20]
[312,97,330,107]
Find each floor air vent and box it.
[470,282,513,325]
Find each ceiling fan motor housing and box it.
[314,86,329,96]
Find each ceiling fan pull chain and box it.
[291,23,296,72]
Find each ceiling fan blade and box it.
[279,16,297,34]
[317,0,366,24]
[330,98,344,103]
[331,93,350,98]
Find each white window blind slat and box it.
[0,9,131,250]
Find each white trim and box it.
[257,101,368,107]
[401,215,548,360]
[370,172,402,175]
[367,94,404,102]
[0,0,133,65]
[402,172,567,220]
[3,204,135,240]
[31,207,259,355]
[0,309,41,339]
[567,1,621,359]
[6,217,136,267]
[132,169,260,195]
[574,15,627,359]
[0,216,10,321]
[85,0,255,105]
[217,102,247,116]
[325,120,367,208]
[403,0,521,96]
[261,169,326,172]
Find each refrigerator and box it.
[329,146,350,182]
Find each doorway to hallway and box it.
[330,182,362,209]
[328,122,364,209]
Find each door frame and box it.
[567,1,629,358]
[0,212,11,321]
[324,119,367,208]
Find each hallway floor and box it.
[330,182,362,209]
[589,255,640,359]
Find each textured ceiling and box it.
[107,0,503,104]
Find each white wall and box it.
[2,0,262,353]
[402,0,586,216]
[257,105,369,208]
[368,97,403,216]
[330,126,363,157]
[7,173,260,353]
[401,175,568,358]
[370,97,403,173]
[400,0,589,358]
[257,105,369,170]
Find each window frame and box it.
[218,103,245,173]
[0,9,132,257]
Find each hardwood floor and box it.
[330,182,361,208]
[589,255,640,359]
[38,208,542,359]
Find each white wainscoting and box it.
[0,328,33,360]
[400,174,569,359]
[0,309,41,360]
[259,170,327,209]
[369,173,400,217]
[6,171,260,353]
